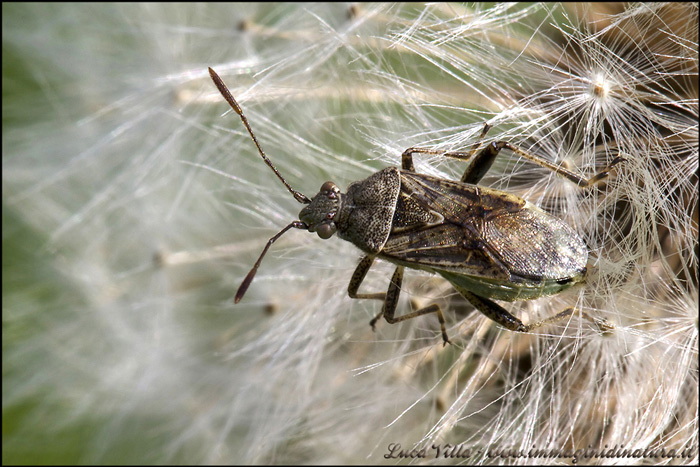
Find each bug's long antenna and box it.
[235,221,308,303]
[208,67,311,204]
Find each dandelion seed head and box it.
[590,71,612,99]
[3,3,697,464]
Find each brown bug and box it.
[208,67,623,345]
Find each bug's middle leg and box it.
[370,266,452,346]
[349,257,451,345]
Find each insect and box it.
[208,67,624,345]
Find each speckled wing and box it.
[482,202,588,281]
[379,171,587,282]
[379,172,512,279]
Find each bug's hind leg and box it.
[460,290,614,333]
[521,307,614,333]
[522,307,615,333]
[459,290,527,332]
[401,124,624,187]
[497,141,626,188]
[362,265,451,346]
[463,139,626,187]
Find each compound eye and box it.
[316,222,337,239]
[320,181,337,193]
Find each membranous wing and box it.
[379,171,588,283]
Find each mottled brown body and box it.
[208,67,624,345]
[322,167,588,305]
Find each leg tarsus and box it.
[522,307,615,333]
[369,311,382,331]
[582,154,626,186]
[383,303,451,346]
[520,307,574,332]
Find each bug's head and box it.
[299,181,342,239]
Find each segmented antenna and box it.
[234,221,308,303]
[208,67,311,204]
[209,67,311,303]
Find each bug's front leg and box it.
[348,255,385,301]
